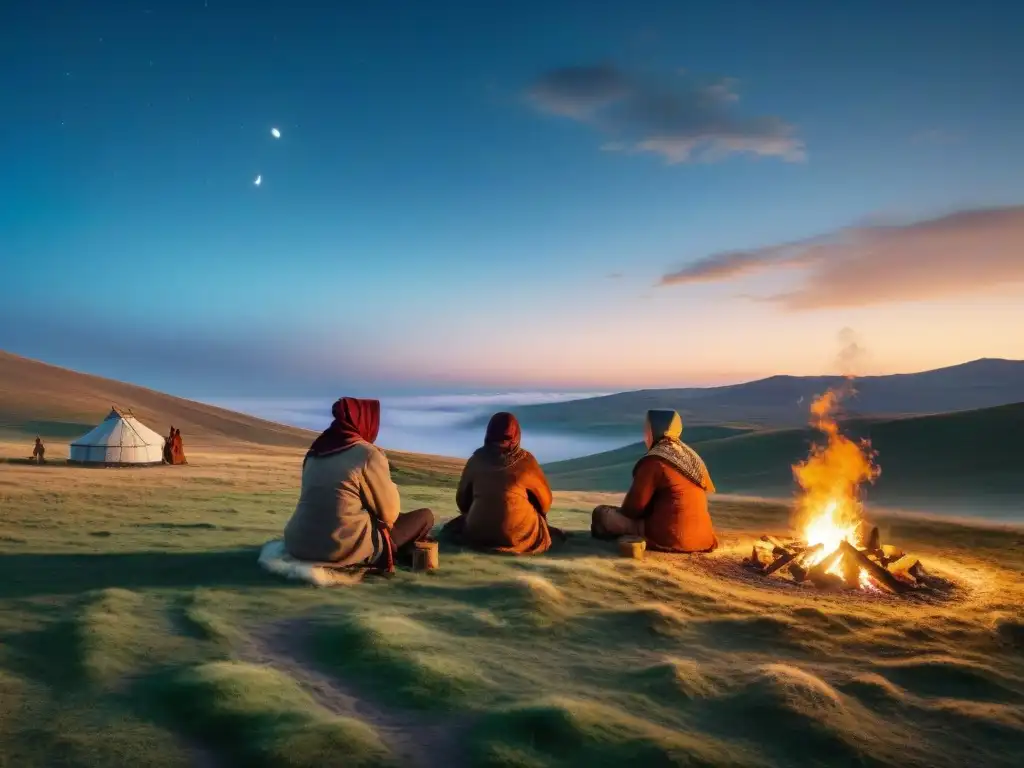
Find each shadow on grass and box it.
[436,529,617,562]
[0,548,285,599]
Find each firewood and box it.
[866,526,880,552]
[839,540,908,594]
[745,545,759,568]
[760,534,787,549]
[842,554,861,589]
[793,543,823,567]
[887,554,914,572]
[753,540,776,557]
[764,549,798,576]
[760,534,792,557]
[788,562,808,582]
[881,544,904,560]
[807,547,844,582]
[748,543,775,569]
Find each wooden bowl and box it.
[618,536,647,560]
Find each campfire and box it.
[745,386,938,594]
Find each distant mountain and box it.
[504,358,1024,434]
[542,402,1024,516]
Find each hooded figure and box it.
[283,397,434,569]
[591,409,718,553]
[172,428,187,465]
[443,411,556,555]
[32,437,45,463]
[163,426,175,464]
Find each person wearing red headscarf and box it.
[441,411,558,555]
[283,397,434,569]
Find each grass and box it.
[1,437,1023,767]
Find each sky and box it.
[2,0,1023,398]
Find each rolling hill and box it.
[0,350,316,447]
[0,349,467,482]
[543,401,1024,516]
[504,358,1024,435]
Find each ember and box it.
[745,385,940,594]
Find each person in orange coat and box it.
[443,412,559,555]
[172,428,188,465]
[591,409,718,553]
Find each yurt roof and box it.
[70,406,165,448]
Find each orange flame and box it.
[792,385,880,570]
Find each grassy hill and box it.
[0,350,316,447]
[507,358,1024,435]
[0,350,466,482]
[544,402,1024,516]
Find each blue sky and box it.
[2,0,1023,396]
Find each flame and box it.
[792,385,880,576]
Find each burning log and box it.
[838,540,908,594]
[760,535,791,555]
[866,526,880,552]
[763,548,797,576]
[841,554,861,589]
[793,543,824,566]
[806,546,844,581]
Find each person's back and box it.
[591,409,718,553]
[628,455,716,552]
[282,396,434,570]
[285,441,396,564]
[173,429,187,464]
[452,412,553,555]
[460,448,552,554]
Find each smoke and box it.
[835,327,868,378]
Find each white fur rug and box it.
[257,540,364,587]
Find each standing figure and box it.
[163,426,175,464]
[172,429,188,465]
[32,437,45,464]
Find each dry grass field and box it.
[1,435,1023,768]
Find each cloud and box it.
[526,64,804,164]
[659,206,1024,310]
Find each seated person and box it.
[443,412,556,555]
[591,409,718,553]
[283,397,434,570]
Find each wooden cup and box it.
[618,536,647,560]
[412,540,439,571]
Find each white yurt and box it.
[68,407,166,466]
